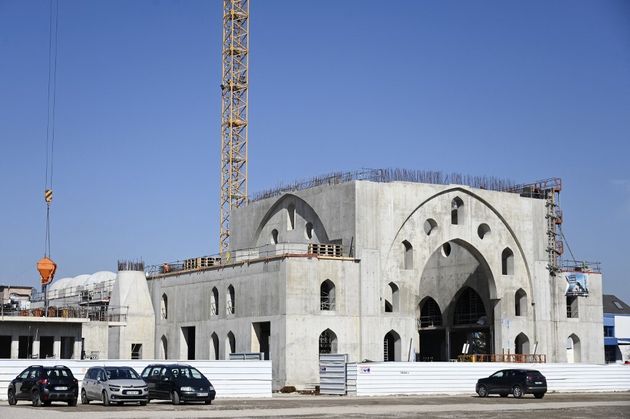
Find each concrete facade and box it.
[147,179,605,389]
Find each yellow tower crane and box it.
[219,0,249,256]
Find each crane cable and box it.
[43,0,59,258]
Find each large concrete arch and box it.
[253,193,330,246]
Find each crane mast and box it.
[220,0,249,256]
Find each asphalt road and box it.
[0,392,628,418]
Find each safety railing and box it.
[457,354,547,363]
[0,305,128,322]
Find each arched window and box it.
[160,335,168,360]
[514,332,530,355]
[225,331,236,359]
[424,218,437,236]
[210,332,219,360]
[384,330,401,361]
[515,289,527,317]
[384,282,399,312]
[477,223,491,239]
[501,247,514,275]
[419,297,442,328]
[210,287,219,317]
[453,287,487,325]
[160,293,168,320]
[305,222,314,240]
[402,240,413,270]
[566,334,581,363]
[451,197,464,225]
[287,204,296,230]
[320,279,336,311]
[271,229,279,244]
[226,285,235,315]
[318,329,338,354]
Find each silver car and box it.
[81,366,148,406]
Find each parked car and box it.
[7,365,78,406]
[476,369,547,398]
[81,366,148,406]
[141,364,216,405]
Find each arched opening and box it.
[210,287,219,317]
[515,289,527,317]
[287,204,296,230]
[318,329,338,354]
[225,331,236,359]
[424,218,437,236]
[305,222,314,239]
[419,240,496,360]
[514,332,530,354]
[160,294,168,320]
[502,247,514,275]
[451,197,464,225]
[418,297,445,361]
[402,240,413,269]
[210,332,219,360]
[384,282,399,312]
[384,330,401,361]
[271,229,279,244]
[567,334,581,363]
[566,295,579,318]
[320,279,336,311]
[160,335,168,360]
[226,285,235,314]
[477,223,491,239]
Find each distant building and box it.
[603,294,630,363]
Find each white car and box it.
[81,366,148,406]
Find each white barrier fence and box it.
[0,359,272,401]
[351,362,630,396]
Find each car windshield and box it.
[45,368,73,378]
[171,367,203,379]
[105,368,139,380]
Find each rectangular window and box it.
[566,296,579,318]
[604,326,614,338]
[131,343,142,360]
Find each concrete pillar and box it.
[10,335,19,359]
[53,336,61,359]
[73,338,82,360]
[32,338,40,359]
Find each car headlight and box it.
[180,386,194,392]
[109,385,121,392]
[209,385,214,390]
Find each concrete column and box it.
[32,338,40,359]
[73,338,82,360]
[10,335,19,359]
[53,336,61,359]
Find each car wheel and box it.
[43,401,52,406]
[68,398,77,406]
[170,390,181,405]
[102,390,110,406]
[81,389,89,404]
[512,385,523,399]
[204,399,212,405]
[140,401,147,406]
[477,385,488,398]
[500,393,508,398]
[8,389,17,406]
[534,393,545,399]
[32,390,42,407]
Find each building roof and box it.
[603,294,630,315]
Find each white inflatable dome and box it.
[48,271,116,292]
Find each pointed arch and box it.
[418,297,442,328]
[451,196,464,225]
[453,287,487,326]
[515,288,527,316]
[567,334,581,363]
[160,335,168,360]
[160,293,168,320]
[502,247,514,275]
[402,240,413,269]
[225,331,236,359]
[226,285,235,315]
[320,279,336,311]
[210,332,219,360]
[210,287,219,317]
[514,332,530,354]
[384,330,401,361]
[384,282,400,312]
[287,203,296,230]
[318,329,338,354]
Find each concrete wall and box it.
[0,319,83,360]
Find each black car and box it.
[476,369,547,398]
[7,365,78,406]
[141,364,216,405]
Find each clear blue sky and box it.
[0,0,628,302]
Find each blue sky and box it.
[0,0,629,302]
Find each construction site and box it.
[0,0,614,392]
